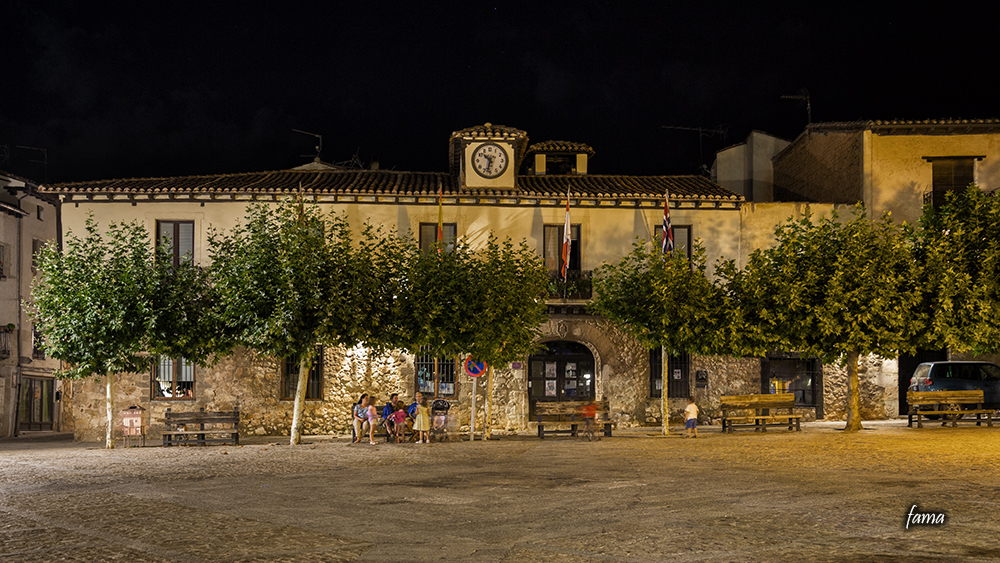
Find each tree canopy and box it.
[30,217,221,447]
[915,185,1000,354]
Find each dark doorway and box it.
[19,376,54,431]
[528,341,595,416]
[898,350,948,416]
[762,353,824,419]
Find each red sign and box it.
[465,357,488,377]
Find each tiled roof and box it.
[451,123,528,139]
[43,169,741,201]
[808,119,1000,134]
[526,141,596,156]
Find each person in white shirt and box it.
[684,397,699,438]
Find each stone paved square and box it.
[1,422,998,562]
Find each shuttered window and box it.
[157,220,195,265]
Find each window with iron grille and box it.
[650,348,690,399]
[282,347,324,400]
[925,157,978,208]
[31,324,45,360]
[415,346,456,398]
[152,357,195,399]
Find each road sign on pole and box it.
[465,357,487,377]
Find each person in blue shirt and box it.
[381,393,399,438]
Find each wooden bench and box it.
[720,393,802,433]
[162,407,240,446]
[536,399,612,439]
[907,390,994,428]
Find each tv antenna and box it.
[16,145,49,183]
[781,87,811,124]
[661,125,729,171]
[293,129,323,160]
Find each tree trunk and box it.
[844,348,864,432]
[290,349,314,446]
[105,371,115,449]
[485,364,494,440]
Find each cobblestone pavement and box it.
[2,421,999,562]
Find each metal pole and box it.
[662,346,669,436]
[470,377,477,441]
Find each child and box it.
[580,400,599,441]
[684,397,699,438]
[412,394,430,444]
[390,401,408,443]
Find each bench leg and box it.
[538,425,544,439]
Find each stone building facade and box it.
[44,122,912,442]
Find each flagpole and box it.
[562,185,571,299]
[662,189,671,437]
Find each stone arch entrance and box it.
[527,340,596,417]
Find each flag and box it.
[437,181,444,251]
[562,186,571,279]
[661,190,674,254]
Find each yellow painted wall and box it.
[868,133,1000,224]
[59,199,743,275]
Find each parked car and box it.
[909,361,1000,410]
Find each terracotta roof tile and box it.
[43,169,740,201]
[526,141,596,156]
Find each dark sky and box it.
[2,1,995,184]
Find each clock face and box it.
[472,142,509,179]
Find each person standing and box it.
[366,400,379,445]
[412,393,430,444]
[684,397,699,438]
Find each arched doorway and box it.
[528,340,595,416]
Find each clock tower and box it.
[449,123,528,190]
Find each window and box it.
[157,220,195,266]
[926,157,978,208]
[649,347,663,398]
[37,205,43,221]
[416,346,456,398]
[152,357,195,399]
[419,223,457,253]
[763,355,821,407]
[282,348,324,400]
[31,239,43,271]
[649,349,690,398]
[543,224,580,272]
[654,225,692,260]
[32,324,45,360]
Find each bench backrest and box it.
[720,393,795,410]
[165,407,239,426]
[907,390,984,405]
[536,399,609,417]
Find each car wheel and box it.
[942,403,965,422]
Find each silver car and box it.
[909,361,1000,408]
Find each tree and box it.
[209,200,356,445]
[915,185,1000,354]
[30,218,221,448]
[732,207,922,431]
[591,241,735,356]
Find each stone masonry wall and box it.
[822,355,897,420]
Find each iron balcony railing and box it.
[547,269,593,300]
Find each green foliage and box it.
[590,240,734,356]
[734,206,921,362]
[915,185,1000,353]
[30,218,157,379]
[209,200,355,359]
[467,236,549,367]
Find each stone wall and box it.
[822,355,897,421]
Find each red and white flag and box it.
[561,186,571,280]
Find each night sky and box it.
[3,2,995,184]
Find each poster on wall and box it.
[566,362,577,378]
[545,362,557,378]
[673,369,682,380]
[545,380,557,396]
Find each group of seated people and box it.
[352,392,437,444]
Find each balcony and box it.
[547,269,593,300]
[0,327,10,360]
